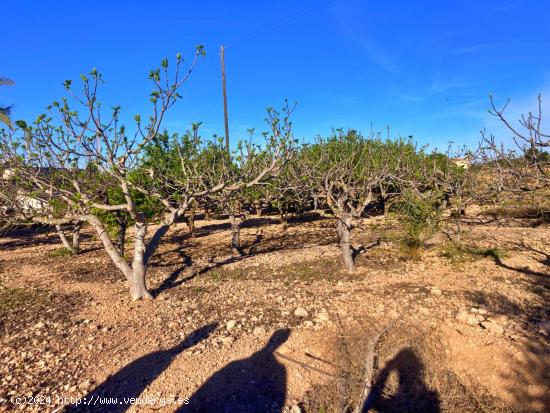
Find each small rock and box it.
[455,309,478,326]
[418,307,430,316]
[294,307,309,318]
[226,320,237,331]
[388,309,400,319]
[488,315,509,325]
[303,320,314,327]
[430,287,442,296]
[477,308,488,315]
[475,314,485,322]
[481,321,504,335]
[35,322,45,329]
[290,405,302,413]
[316,311,330,322]
[79,380,92,390]
[220,336,235,346]
[253,326,266,337]
[167,321,179,329]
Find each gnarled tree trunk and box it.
[72,221,81,253]
[337,214,356,273]
[115,212,127,256]
[230,213,243,256]
[55,224,78,255]
[87,213,178,300]
[185,208,196,239]
[130,221,153,300]
[254,202,263,217]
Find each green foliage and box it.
[48,247,74,257]
[299,129,425,219]
[440,243,509,264]
[395,189,443,250]
[0,77,15,129]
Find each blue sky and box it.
[2,0,550,150]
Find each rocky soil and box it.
[0,214,548,412]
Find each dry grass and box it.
[302,322,513,413]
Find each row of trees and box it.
[1,50,548,300]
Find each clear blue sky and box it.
[2,0,550,149]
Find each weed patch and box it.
[440,243,508,264]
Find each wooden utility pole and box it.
[220,45,230,152]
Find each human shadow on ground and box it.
[363,348,440,413]
[179,328,290,413]
[67,323,218,413]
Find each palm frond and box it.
[0,111,13,129]
[0,105,13,129]
[0,105,12,117]
[0,77,15,86]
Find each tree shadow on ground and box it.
[491,252,549,280]
[511,241,550,271]
[151,254,248,296]
[152,225,337,296]
[363,348,440,413]
[151,247,194,297]
[463,242,549,336]
[179,328,290,413]
[463,290,524,318]
[504,340,550,410]
[0,226,91,250]
[0,225,101,253]
[165,217,282,244]
[67,323,218,413]
[463,292,550,409]
[462,289,548,343]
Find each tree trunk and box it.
[87,211,179,300]
[55,224,77,255]
[115,213,127,256]
[279,208,289,225]
[230,213,242,255]
[382,197,390,216]
[130,221,154,300]
[71,221,81,253]
[87,214,133,275]
[339,215,356,273]
[87,215,149,300]
[205,204,212,220]
[313,195,319,213]
[188,209,196,238]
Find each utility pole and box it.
[220,45,230,153]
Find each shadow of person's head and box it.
[367,347,440,413]
[182,328,291,413]
[264,328,291,352]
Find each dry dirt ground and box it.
[0,213,548,412]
